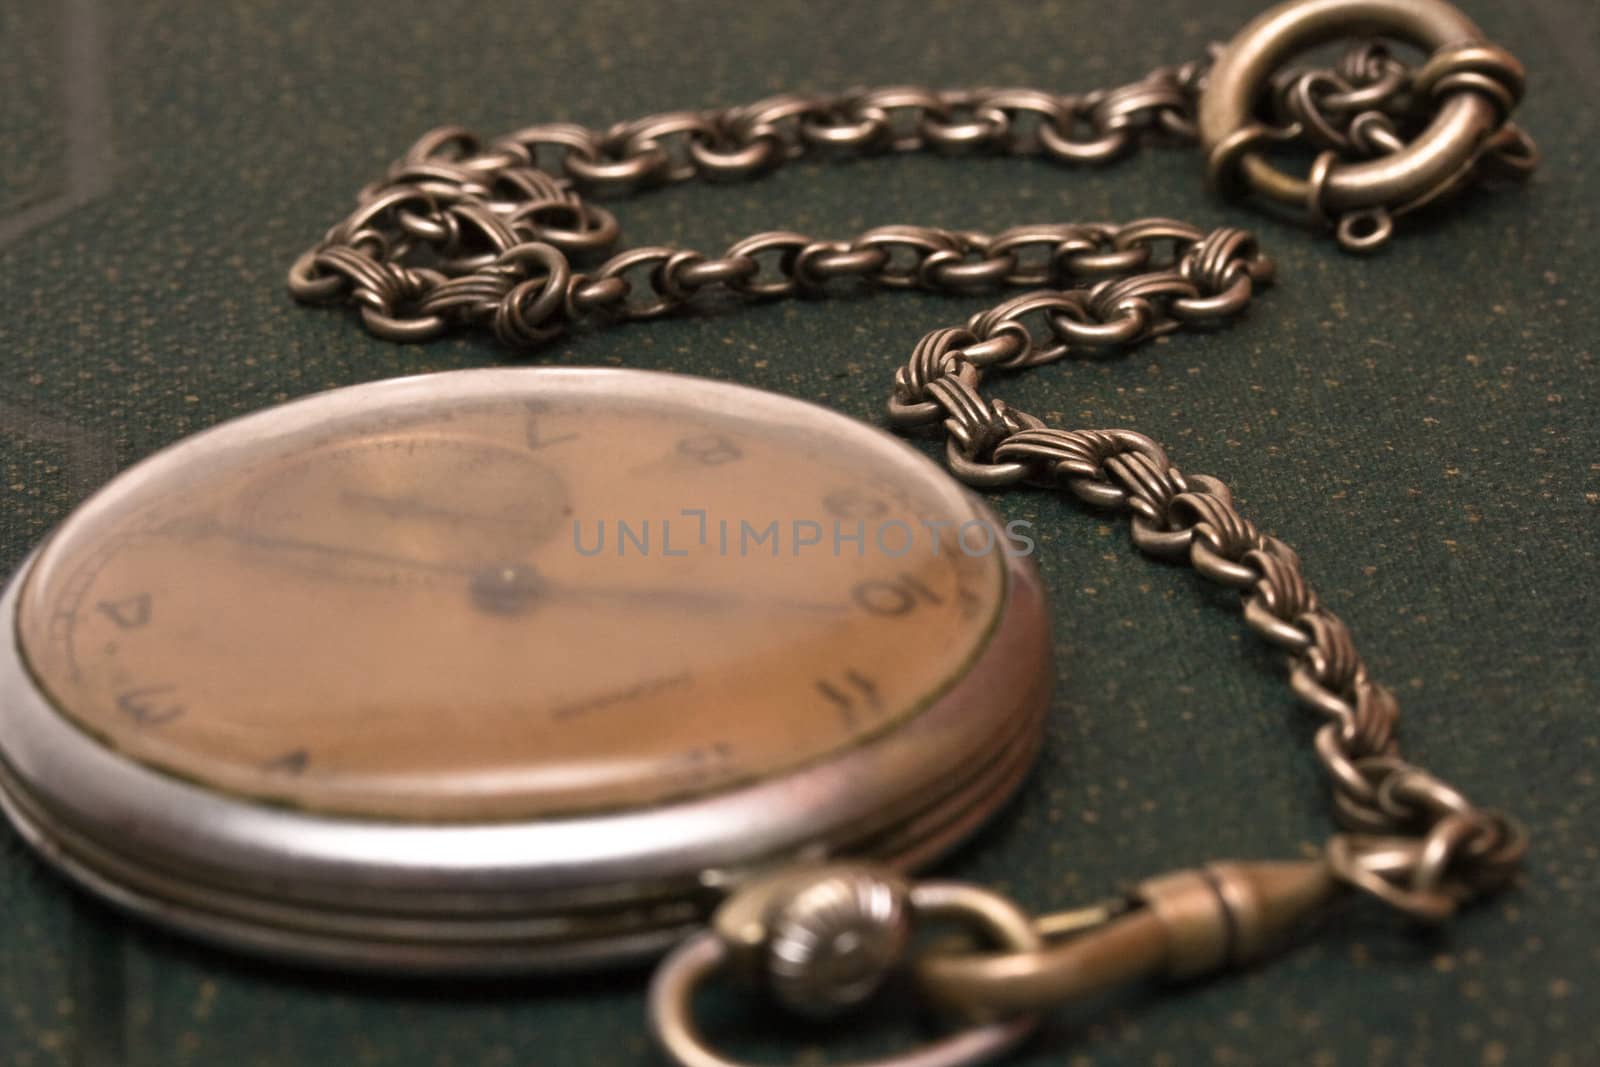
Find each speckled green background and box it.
[1,1,1595,1065]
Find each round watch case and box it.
[0,368,1053,972]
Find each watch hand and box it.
[214,536,848,613]
[551,581,845,613]
[219,526,478,576]
[467,563,845,616]
[339,489,536,526]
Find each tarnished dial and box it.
[0,368,1051,970]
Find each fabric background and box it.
[1,1,1595,1064]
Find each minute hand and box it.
[221,526,477,576]
[540,578,843,614]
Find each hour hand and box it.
[341,489,426,516]
[340,489,522,526]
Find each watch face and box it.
[16,370,1011,821]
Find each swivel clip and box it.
[915,858,1340,1021]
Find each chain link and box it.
[291,44,1525,924]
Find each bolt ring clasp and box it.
[1198,0,1529,250]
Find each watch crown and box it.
[712,864,912,1019]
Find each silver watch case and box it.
[0,369,1052,973]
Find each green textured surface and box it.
[1,1,1596,1065]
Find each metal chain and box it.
[290,44,1526,929]
[288,55,1215,343]
[884,266,1526,923]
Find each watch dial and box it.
[16,371,1011,820]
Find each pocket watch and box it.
[0,367,1051,971]
[0,1,1537,1065]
